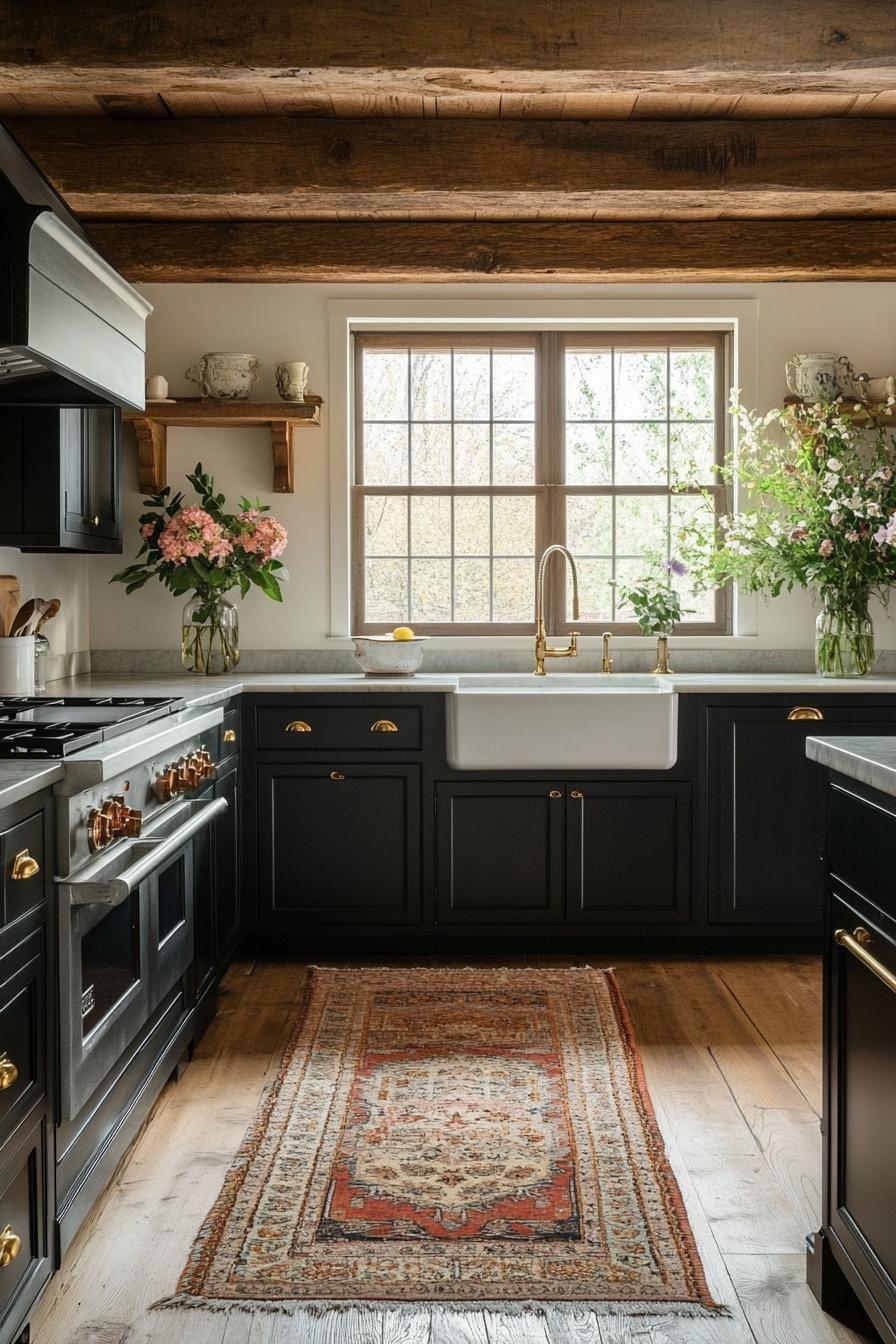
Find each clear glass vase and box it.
[181,593,240,675]
[815,598,875,678]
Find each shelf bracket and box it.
[270,420,294,494]
[133,418,167,494]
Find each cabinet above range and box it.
[0,404,121,552]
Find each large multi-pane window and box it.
[353,331,728,635]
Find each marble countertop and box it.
[806,735,896,797]
[0,762,63,809]
[42,670,896,711]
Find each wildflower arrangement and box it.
[681,399,896,675]
[617,558,692,635]
[112,463,288,672]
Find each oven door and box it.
[59,796,226,1121]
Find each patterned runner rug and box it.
[158,966,725,1323]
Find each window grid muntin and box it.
[354,330,727,635]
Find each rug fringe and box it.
[151,1293,731,1320]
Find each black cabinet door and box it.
[827,884,896,1340]
[566,783,690,925]
[64,407,121,545]
[435,782,564,924]
[214,763,240,966]
[706,702,896,928]
[256,764,421,927]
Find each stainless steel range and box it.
[0,694,185,757]
[51,700,227,1122]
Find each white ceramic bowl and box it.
[352,635,427,676]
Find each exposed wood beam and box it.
[1,2,895,103]
[10,116,896,222]
[88,220,896,283]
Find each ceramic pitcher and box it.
[784,353,839,400]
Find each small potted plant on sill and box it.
[617,559,691,673]
[112,463,288,674]
[681,398,896,678]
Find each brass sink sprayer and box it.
[534,544,580,675]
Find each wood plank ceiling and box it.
[1,1,896,281]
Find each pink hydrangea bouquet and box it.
[113,463,287,673]
[681,399,896,676]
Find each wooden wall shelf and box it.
[123,397,323,494]
[782,395,895,431]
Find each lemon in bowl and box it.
[392,626,415,641]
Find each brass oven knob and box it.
[10,850,39,880]
[88,807,114,851]
[0,1226,21,1268]
[178,761,199,791]
[0,1054,18,1090]
[196,749,215,780]
[153,766,180,802]
[122,808,143,837]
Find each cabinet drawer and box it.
[0,931,45,1146]
[0,813,44,929]
[255,704,421,752]
[0,1115,50,1333]
[830,782,896,920]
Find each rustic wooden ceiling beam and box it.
[1,2,895,101]
[10,116,896,221]
[87,220,896,283]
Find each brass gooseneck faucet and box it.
[534,544,580,676]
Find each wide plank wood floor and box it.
[33,955,878,1344]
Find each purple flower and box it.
[664,557,689,578]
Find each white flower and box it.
[831,513,842,527]
[827,457,843,471]
[867,501,882,516]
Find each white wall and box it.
[0,548,89,658]
[85,280,896,654]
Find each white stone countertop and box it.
[0,762,63,809]
[806,735,896,798]
[43,670,896,711]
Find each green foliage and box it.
[617,564,690,635]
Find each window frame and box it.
[352,328,730,637]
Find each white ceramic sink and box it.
[446,674,678,770]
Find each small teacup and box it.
[275,361,309,402]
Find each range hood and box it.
[0,125,151,410]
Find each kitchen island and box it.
[807,735,896,1344]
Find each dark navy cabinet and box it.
[704,699,896,935]
[808,775,896,1344]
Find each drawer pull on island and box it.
[10,849,39,880]
[223,728,237,743]
[370,719,399,733]
[835,927,896,996]
[787,706,824,721]
[0,1054,18,1090]
[286,720,312,733]
[329,771,345,781]
[0,1226,21,1267]
[549,790,562,799]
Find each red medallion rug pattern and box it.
[163,967,723,1316]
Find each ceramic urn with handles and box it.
[185,353,261,400]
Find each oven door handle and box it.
[59,796,229,908]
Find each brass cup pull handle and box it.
[10,850,39,881]
[223,729,237,743]
[0,1054,18,1090]
[330,771,345,781]
[286,720,312,733]
[569,790,584,800]
[787,706,824,721]
[548,790,562,798]
[0,1226,21,1268]
[835,927,896,996]
[370,719,399,733]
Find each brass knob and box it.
[0,1226,21,1268]
[787,706,824,721]
[223,728,237,743]
[10,849,39,880]
[88,808,114,851]
[330,771,345,781]
[0,1054,18,1090]
[196,749,215,780]
[122,807,142,837]
[370,719,399,733]
[569,790,584,799]
[179,761,199,791]
[548,790,562,798]
[153,766,179,802]
[286,720,312,733]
